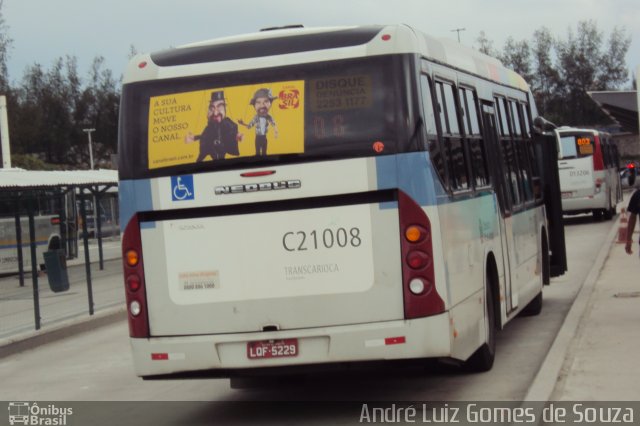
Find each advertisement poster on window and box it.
[147,81,304,169]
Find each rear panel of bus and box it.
[118,46,455,376]
[139,164,405,336]
[557,130,608,212]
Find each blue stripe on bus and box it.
[375,152,443,207]
[119,179,154,231]
[0,241,48,250]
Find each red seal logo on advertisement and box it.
[279,89,300,109]
[373,141,385,153]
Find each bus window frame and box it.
[458,85,491,191]
[434,77,472,195]
[418,71,450,190]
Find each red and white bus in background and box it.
[118,24,566,382]
[556,127,622,220]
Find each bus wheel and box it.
[463,281,496,372]
[592,209,602,221]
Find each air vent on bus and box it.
[260,25,304,31]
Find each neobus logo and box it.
[215,180,301,195]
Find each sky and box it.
[3,0,640,86]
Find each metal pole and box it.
[83,128,96,170]
[79,191,94,315]
[14,199,24,287]
[27,197,40,330]
[94,189,104,270]
[451,27,466,43]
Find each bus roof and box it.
[555,126,609,136]
[124,24,529,92]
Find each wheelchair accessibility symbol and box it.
[171,175,195,201]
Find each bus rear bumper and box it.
[561,191,606,213]
[130,314,452,378]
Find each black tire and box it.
[592,209,602,221]
[603,203,613,221]
[463,281,496,372]
[522,234,547,316]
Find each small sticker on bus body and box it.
[178,271,220,291]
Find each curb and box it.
[0,306,126,360]
[524,216,620,401]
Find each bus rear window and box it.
[119,56,411,179]
[558,134,594,159]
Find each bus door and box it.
[481,103,518,313]
[533,127,567,278]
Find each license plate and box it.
[247,339,299,359]
[561,191,572,199]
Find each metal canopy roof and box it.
[0,169,118,190]
[587,91,638,134]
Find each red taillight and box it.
[122,214,149,337]
[127,274,141,292]
[407,250,429,269]
[151,353,169,361]
[398,190,445,319]
[593,134,604,171]
[50,216,60,225]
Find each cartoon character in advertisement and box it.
[239,88,279,156]
[185,91,242,161]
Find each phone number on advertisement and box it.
[282,227,362,252]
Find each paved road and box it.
[0,239,123,339]
[0,214,617,423]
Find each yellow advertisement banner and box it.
[148,81,304,169]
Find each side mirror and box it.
[533,116,557,134]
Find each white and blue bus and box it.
[118,24,566,379]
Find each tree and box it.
[475,31,496,57]
[79,56,119,167]
[499,37,532,82]
[0,0,11,93]
[599,26,632,90]
[478,21,631,126]
[555,20,630,125]
[530,27,561,121]
[127,44,139,60]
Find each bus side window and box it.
[605,136,613,168]
[459,87,489,188]
[511,101,534,202]
[420,74,447,186]
[495,97,523,209]
[437,80,469,192]
[601,135,611,167]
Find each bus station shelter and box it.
[0,168,118,329]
